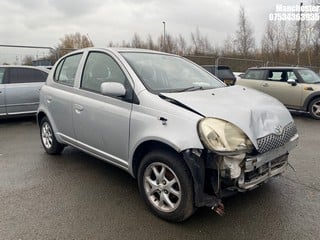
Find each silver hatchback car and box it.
[37,48,298,222]
[0,65,48,118]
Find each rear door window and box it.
[8,68,48,84]
[54,54,83,86]
[244,70,265,80]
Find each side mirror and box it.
[239,73,244,78]
[101,82,126,97]
[287,79,297,86]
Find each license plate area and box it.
[245,154,288,182]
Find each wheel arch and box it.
[37,111,47,126]
[131,140,181,178]
[303,92,320,111]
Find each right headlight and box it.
[198,118,253,155]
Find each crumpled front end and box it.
[162,86,299,212]
[237,122,298,190]
[183,120,298,212]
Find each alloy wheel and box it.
[41,122,53,149]
[311,99,320,118]
[143,162,182,212]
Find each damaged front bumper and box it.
[183,133,299,210]
[236,133,298,191]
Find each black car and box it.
[201,65,236,85]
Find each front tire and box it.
[309,98,320,120]
[40,117,64,154]
[138,150,195,222]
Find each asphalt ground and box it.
[0,113,319,240]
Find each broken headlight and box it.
[198,118,253,155]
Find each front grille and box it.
[257,122,297,153]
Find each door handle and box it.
[74,104,84,114]
[262,83,269,87]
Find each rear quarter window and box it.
[243,70,265,80]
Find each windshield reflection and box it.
[121,52,224,92]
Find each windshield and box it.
[121,52,224,92]
[297,69,320,84]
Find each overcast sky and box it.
[0,0,314,64]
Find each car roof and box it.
[69,47,169,54]
[61,47,178,60]
[201,65,231,69]
[247,66,308,70]
[0,65,50,73]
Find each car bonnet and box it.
[160,85,293,148]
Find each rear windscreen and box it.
[217,69,235,79]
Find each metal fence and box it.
[184,55,320,73]
[0,45,76,66]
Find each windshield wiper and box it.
[177,86,205,92]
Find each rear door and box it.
[0,67,6,116]
[5,67,47,115]
[236,69,267,91]
[45,53,83,140]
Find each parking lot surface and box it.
[0,114,319,240]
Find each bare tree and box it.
[146,34,157,50]
[165,33,177,53]
[57,32,94,57]
[176,34,188,55]
[312,20,320,58]
[301,21,314,65]
[190,27,213,55]
[222,35,237,55]
[131,33,146,48]
[235,6,255,57]
[261,21,281,61]
[22,55,34,65]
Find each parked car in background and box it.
[0,65,48,118]
[201,65,236,85]
[233,72,244,81]
[38,48,298,222]
[236,67,320,119]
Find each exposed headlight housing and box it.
[198,118,253,155]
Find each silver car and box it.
[0,65,48,118]
[37,48,298,222]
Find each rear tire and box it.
[40,117,64,154]
[138,150,195,222]
[309,98,320,120]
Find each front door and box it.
[72,51,132,168]
[260,70,303,108]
